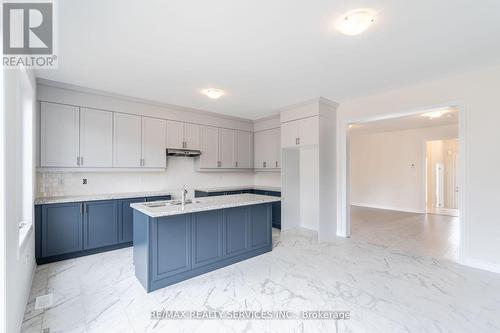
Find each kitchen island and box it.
[131,193,281,292]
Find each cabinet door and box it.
[142,117,167,168]
[219,128,235,168]
[281,121,299,148]
[118,198,145,244]
[192,210,223,268]
[254,131,266,168]
[79,108,113,167]
[166,120,184,149]
[84,200,118,249]
[269,128,281,169]
[236,131,253,168]
[224,206,249,257]
[298,116,319,146]
[41,203,83,257]
[199,126,219,168]
[250,204,271,249]
[40,102,80,167]
[113,113,142,167]
[184,123,201,150]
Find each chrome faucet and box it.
[181,185,188,205]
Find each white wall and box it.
[349,125,458,213]
[338,63,500,273]
[2,67,37,333]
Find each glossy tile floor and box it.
[351,206,459,262]
[22,228,500,333]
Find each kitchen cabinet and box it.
[142,117,167,168]
[84,200,118,250]
[118,197,146,244]
[40,202,83,257]
[40,102,80,167]
[254,128,280,169]
[281,116,319,148]
[167,121,201,150]
[218,128,235,168]
[199,126,219,168]
[184,123,201,150]
[236,131,253,168]
[79,108,113,167]
[113,113,142,167]
[166,120,184,149]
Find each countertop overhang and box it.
[131,193,281,218]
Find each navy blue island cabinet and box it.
[133,203,273,292]
[35,195,171,264]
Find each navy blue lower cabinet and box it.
[118,197,146,244]
[84,200,118,250]
[192,210,223,268]
[146,195,172,202]
[134,203,272,292]
[224,207,249,257]
[41,202,83,258]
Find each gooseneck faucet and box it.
[181,185,188,206]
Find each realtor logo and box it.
[2,1,57,68]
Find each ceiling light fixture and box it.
[336,9,376,36]
[202,88,225,100]
[422,110,445,119]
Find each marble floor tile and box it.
[21,227,500,333]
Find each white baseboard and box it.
[463,258,500,275]
[350,202,425,214]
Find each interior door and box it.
[142,117,167,168]
[219,128,235,168]
[79,108,113,167]
[166,120,184,149]
[199,126,219,168]
[40,102,80,167]
[184,123,201,150]
[113,113,142,167]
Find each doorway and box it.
[343,105,462,262]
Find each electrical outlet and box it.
[82,178,88,185]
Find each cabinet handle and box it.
[142,158,145,166]
[263,161,266,168]
[217,161,221,167]
[80,203,83,214]
[235,161,238,168]
[83,203,87,215]
[80,157,83,166]
[298,138,300,145]
[275,161,278,168]
[77,156,80,166]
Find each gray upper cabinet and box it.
[184,123,201,150]
[235,131,253,169]
[218,128,235,168]
[142,117,167,168]
[199,126,219,168]
[254,128,280,169]
[113,113,142,167]
[79,108,113,167]
[40,102,80,167]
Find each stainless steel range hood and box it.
[166,148,201,157]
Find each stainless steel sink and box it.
[168,199,200,205]
[143,199,200,207]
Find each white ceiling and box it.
[36,0,500,119]
[349,107,458,134]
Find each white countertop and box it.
[195,185,281,192]
[34,190,172,205]
[131,193,281,218]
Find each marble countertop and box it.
[195,185,281,192]
[34,190,173,205]
[131,193,281,218]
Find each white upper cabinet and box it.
[235,131,253,168]
[40,102,80,167]
[79,108,113,167]
[218,128,235,168]
[113,113,142,168]
[142,117,167,168]
[254,128,280,169]
[281,116,319,148]
[166,120,184,149]
[200,126,219,168]
[298,116,319,146]
[184,123,201,150]
[281,120,299,148]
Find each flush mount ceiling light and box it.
[422,109,446,119]
[202,88,225,99]
[336,9,376,36]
